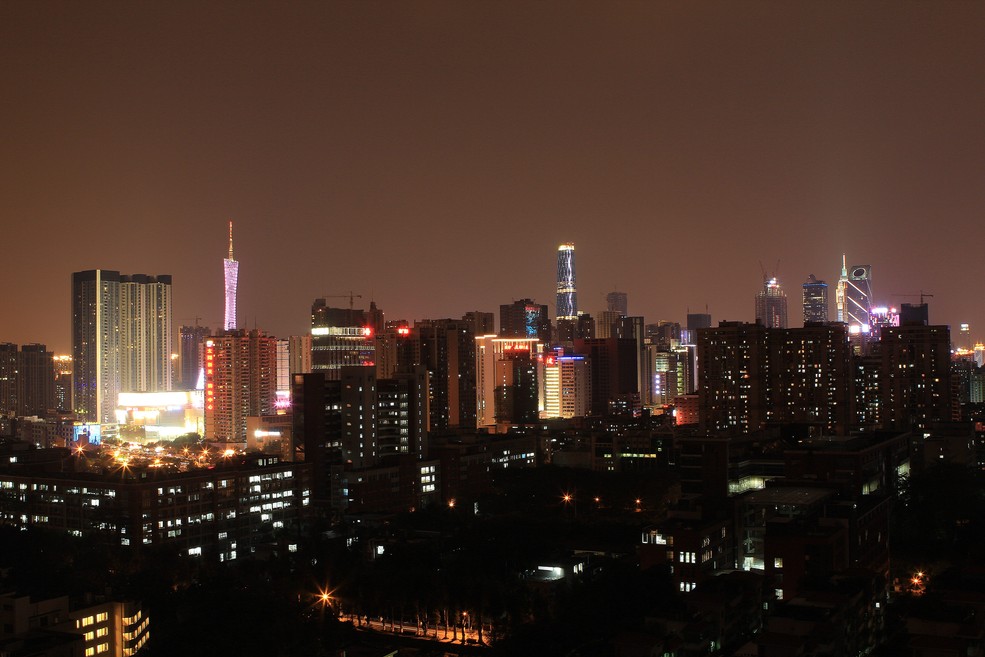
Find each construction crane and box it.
[320,292,363,310]
[893,291,934,305]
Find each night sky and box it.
[3,2,985,353]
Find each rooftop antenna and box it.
[228,220,234,260]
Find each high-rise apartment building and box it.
[119,274,173,393]
[310,300,375,379]
[16,344,55,417]
[475,336,543,428]
[754,277,788,329]
[700,322,852,434]
[555,243,577,320]
[845,264,873,328]
[223,221,238,331]
[802,274,829,324]
[72,270,122,423]
[878,324,953,431]
[204,330,277,442]
[179,325,211,389]
[462,311,495,336]
[494,350,540,424]
[606,291,628,316]
[288,334,313,376]
[542,352,590,418]
[411,319,477,431]
[72,270,173,423]
[0,344,16,415]
[53,355,72,413]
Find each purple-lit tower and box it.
[223,221,239,331]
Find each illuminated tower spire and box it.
[836,254,848,323]
[556,243,577,320]
[223,221,239,331]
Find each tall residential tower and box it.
[72,270,173,423]
[555,243,577,320]
[223,221,239,331]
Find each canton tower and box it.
[556,243,577,320]
[223,221,238,331]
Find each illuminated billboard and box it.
[73,423,102,445]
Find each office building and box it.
[835,255,848,322]
[555,243,578,320]
[204,329,277,442]
[310,299,375,378]
[754,276,788,329]
[845,264,873,328]
[573,337,639,416]
[686,313,712,331]
[606,291,628,316]
[500,298,550,341]
[179,325,211,389]
[594,310,622,339]
[900,303,929,326]
[802,274,829,324]
[223,220,238,331]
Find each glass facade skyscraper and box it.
[556,243,577,320]
[845,264,872,328]
[802,274,828,324]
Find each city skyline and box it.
[4,3,985,351]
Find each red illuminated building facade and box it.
[204,329,277,442]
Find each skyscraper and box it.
[500,299,550,341]
[845,264,873,328]
[802,274,829,324]
[310,300,375,378]
[119,274,173,393]
[72,269,121,423]
[606,291,628,316]
[179,325,211,389]
[204,329,277,442]
[16,344,55,417]
[836,255,848,323]
[555,243,577,320]
[754,277,788,329]
[223,221,239,331]
[73,270,174,423]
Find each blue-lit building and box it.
[802,274,828,324]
